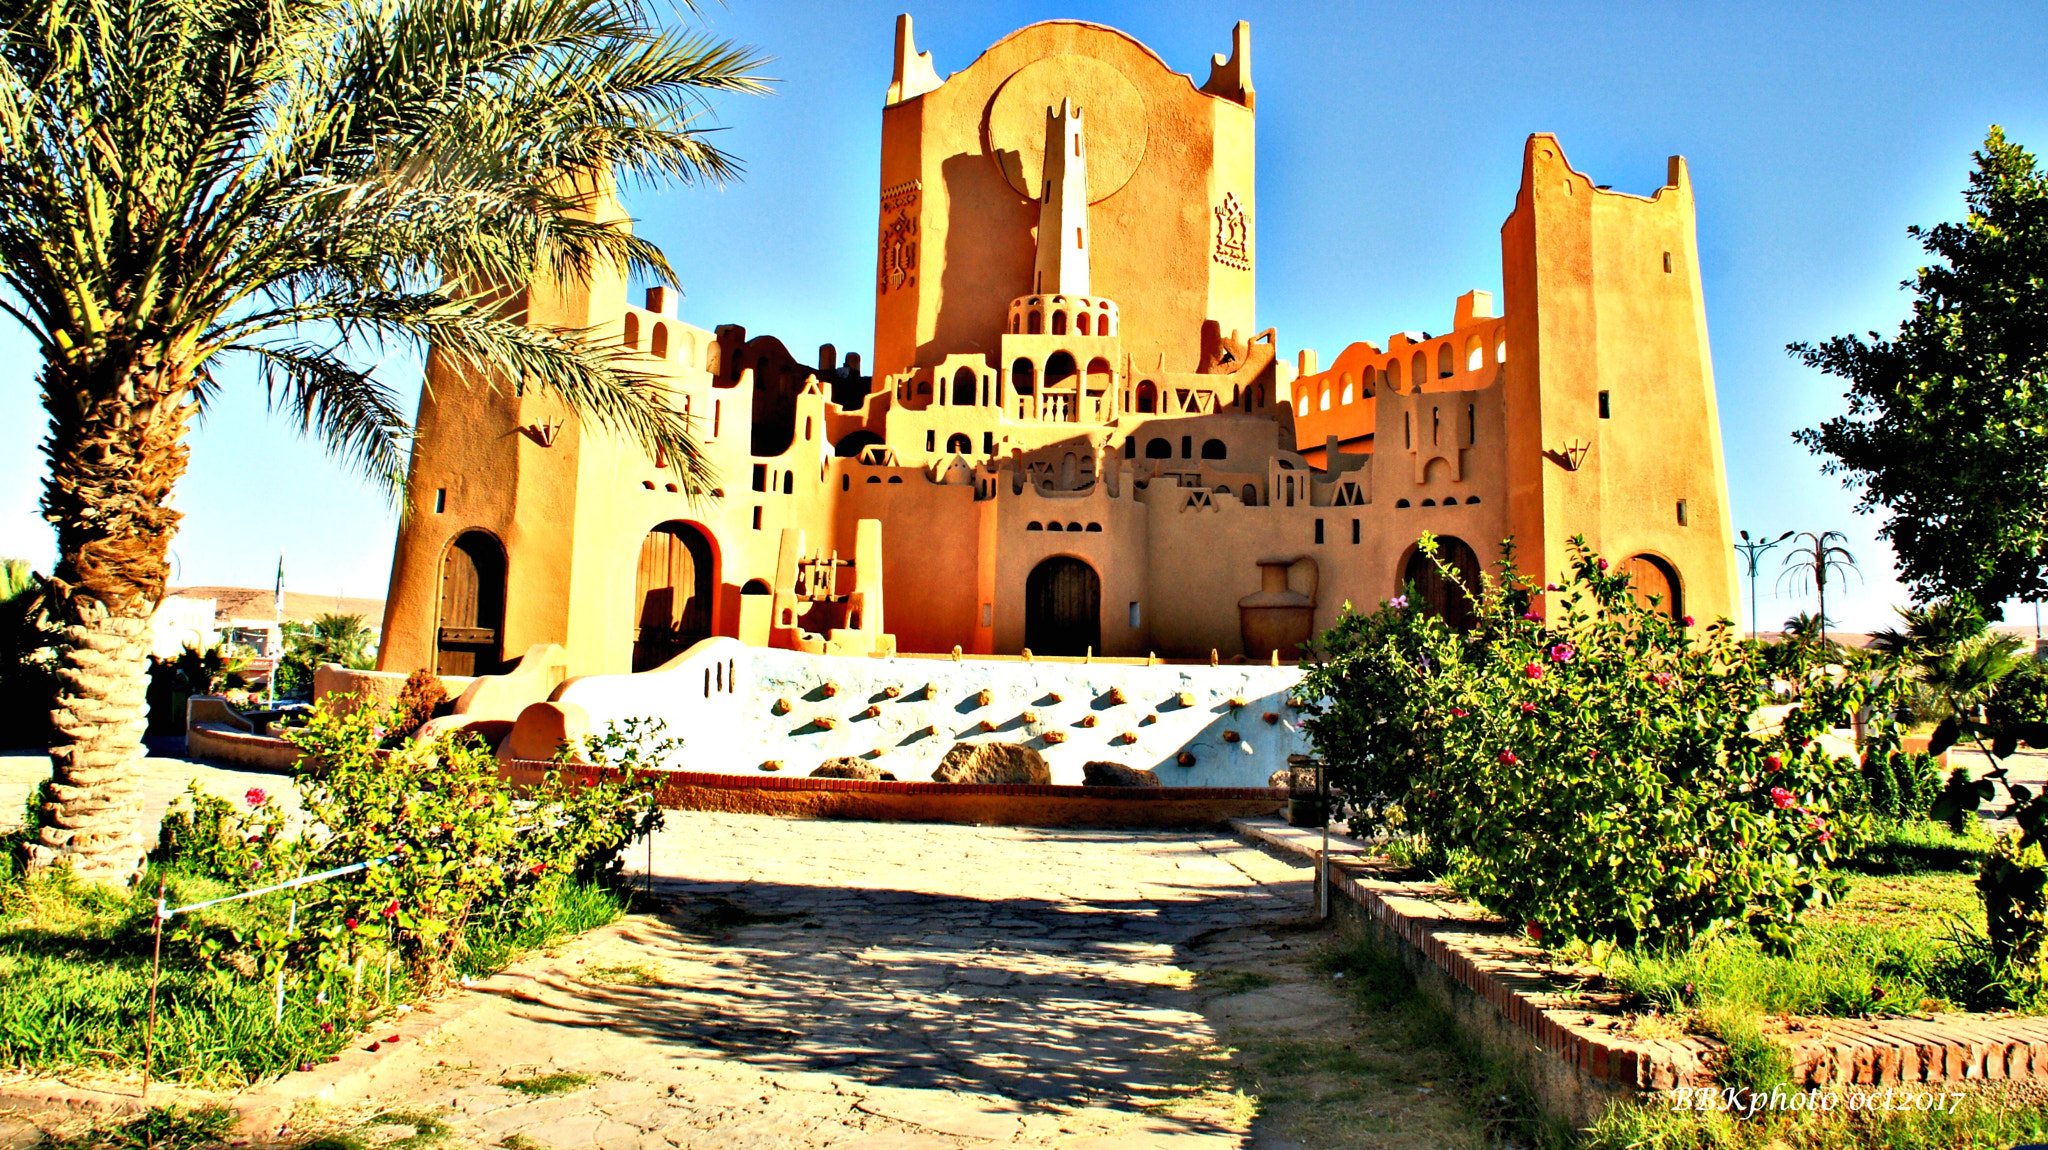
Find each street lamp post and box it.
[1734,530,1794,640]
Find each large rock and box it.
[932,742,1052,785]
[810,757,897,781]
[1083,761,1161,788]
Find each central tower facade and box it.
[872,18,1257,384]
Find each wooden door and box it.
[1025,557,1100,657]
[1402,535,1481,632]
[633,523,714,671]
[437,531,506,675]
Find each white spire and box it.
[1032,99,1089,297]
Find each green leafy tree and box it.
[0,0,767,880]
[1792,128,2048,616]
[0,558,58,747]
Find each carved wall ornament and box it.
[1212,192,1250,270]
[877,179,922,294]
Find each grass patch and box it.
[1603,869,2012,1020]
[33,1105,237,1150]
[581,961,663,986]
[1194,968,1275,996]
[0,865,628,1088]
[303,1109,450,1150]
[1841,818,1992,876]
[499,1071,595,1096]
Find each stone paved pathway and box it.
[348,813,1320,1149]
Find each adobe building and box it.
[374,16,1738,679]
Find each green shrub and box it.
[1853,751,1941,822]
[1301,534,1908,949]
[0,558,57,748]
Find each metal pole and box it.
[142,880,166,1104]
[1317,759,1330,922]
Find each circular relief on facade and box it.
[984,54,1147,204]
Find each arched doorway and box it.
[633,522,716,672]
[952,367,977,407]
[1624,554,1684,621]
[1400,535,1482,632]
[437,530,507,675]
[1136,380,1157,413]
[1025,557,1100,657]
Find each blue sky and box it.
[0,1,2043,630]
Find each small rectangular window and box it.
[1075,226,1084,247]
[751,506,762,530]
[981,603,993,627]
[1124,438,1135,459]
[1352,518,1360,545]
[1404,413,1412,448]
[751,463,767,492]
[1598,391,1611,419]
[713,400,722,438]
[1181,435,1192,459]
[1663,251,1673,273]
[926,430,936,452]
[1314,518,1325,545]
[1128,602,1141,628]
[433,488,446,514]
[984,432,995,454]
[1677,499,1690,526]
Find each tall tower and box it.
[1033,99,1090,297]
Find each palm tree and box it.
[287,612,376,670]
[1778,531,1861,635]
[1,0,767,881]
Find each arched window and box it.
[1297,395,1309,417]
[1341,378,1354,405]
[742,579,770,595]
[1144,437,1172,458]
[1051,310,1068,335]
[1066,521,1082,532]
[623,313,640,349]
[1077,311,1092,336]
[1085,523,1102,532]
[953,367,977,407]
[651,322,669,360]
[1011,358,1036,395]
[1496,339,1508,363]
[783,470,794,493]
[1467,338,1484,372]
[1085,357,1112,395]
[1027,311,1043,334]
[1045,352,1077,386]
[1201,438,1227,460]
[1411,351,1427,388]
[1387,358,1403,391]
[1099,306,1114,335]
[1047,521,1064,531]
[1136,381,1157,412]
[1241,484,1258,506]
[1027,521,1043,531]
[1438,343,1453,378]
[1319,385,1331,411]
[946,433,972,454]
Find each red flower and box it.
[1597,558,1609,571]
[1499,750,1519,765]
[1549,642,1577,663]
[1681,615,1695,627]
[1651,672,1674,687]
[1525,921,1544,942]
[1520,702,1537,714]
[1524,663,1545,680]
[1450,708,1468,718]
[1769,787,1794,809]
[1764,754,1782,772]
[531,861,547,875]
[1817,830,1833,844]
[245,787,267,807]
[381,900,399,919]
[345,917,358,930]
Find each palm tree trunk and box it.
[27,354,192,884]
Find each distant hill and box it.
[167,586,385,627]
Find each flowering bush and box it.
[284,698,666,989]
[1301,535,1905,948]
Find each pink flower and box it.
[1681,615,1695,627]
[1450,708,1469,718]
[1521,611,1541,621]
[1817,829,1833,844]
[1546,583,1563,592]
[381,900,399,919]
[1651,671,1674,687]
[245,787,267,807]
[1549,643,1577,663]
[1524,663,1545,680]
[1770,787,1794,810]
[1498,750,1519,765]
[1520,702,1537,714]
[1807,815,1826,831]
[1597,558,1609,571]
[1388,595,1409,609]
